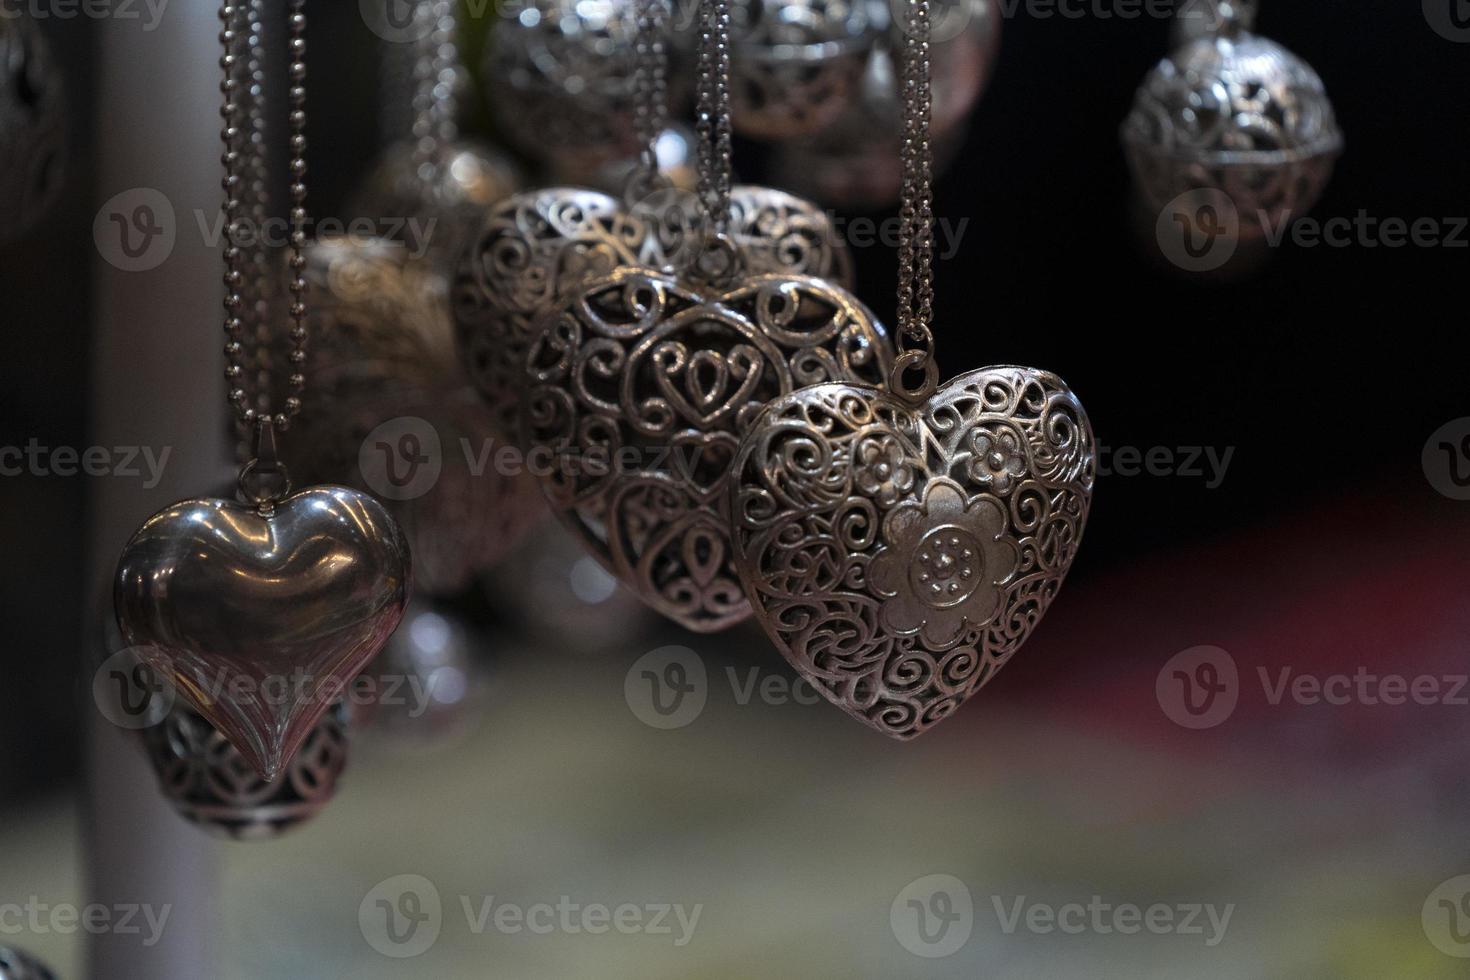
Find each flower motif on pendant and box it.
[853,434,916,508]
[967,424,1028,494]
[868,480,1019,648]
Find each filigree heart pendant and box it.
[522,265,893,632]
[730,366,1096,736]
[454,185,853,439]
[115,485,411,778]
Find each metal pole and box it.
[84,4,228,978]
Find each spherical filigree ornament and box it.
[0,15,65,244]
[1121,18,1342,239]
[142,698,349,841]
[484,519,654,654]
[522,266,894,632]
[484,0,657,168]
[724,0,879,139]
[351,139,523,271]
[766,38,979,209]
[281,237,544,594]
[0,945,56,980]
[353,601,489,750]
[453,183,853,445]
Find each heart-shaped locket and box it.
[453,185,852,439]
[115,486,411,777]
[522,266,892,632]
[730,366,1095,735]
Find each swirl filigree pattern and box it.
[454,184,855,440]
[730,366,1095,737]
[1121,32,1342,233]
[523,267,893,632]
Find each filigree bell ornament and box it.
[769,0,998,209]
[719,0,879,139]
[519,0,892,632]
[1121,0,1342,240]
[0,12,65,244]
[484,0,678,169]
[730,0,1095,736]
[114,4,410,780]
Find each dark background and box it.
[1,0,1466,801]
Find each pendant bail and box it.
[239,416,292,515]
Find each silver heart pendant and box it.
[522,266,893,632]
[453,185,852,440]
[115,486,411,777]
[730,366,1096,736]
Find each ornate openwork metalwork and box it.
[724,0,878,139]
[1121,28,1342,237]
[522,267,893,632]
[0,14,65,243]
[142,701,348,841]
[453,184,854,441]
[730,366,1095,736]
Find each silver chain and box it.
[411,0,458,186]
[694,0,732,233]
[630,0,670,193]
[895,0,935,374]
[220,0,308,431]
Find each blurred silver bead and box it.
[725,0,878,139]
[0,15,65,244]
[142,699,349,841]
[484,0,649,168]
[1169,0,1254,49]
[0,946,55,980]
[351,139,524,271]
[354,601,488,750]
[484,521,653,655]
[1122,14,1342,239]
[283,237,545,594]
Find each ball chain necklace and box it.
[113,1,411,780]
[516,0,895,632]
[728,0,1099,737]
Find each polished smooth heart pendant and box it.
[114,485,411,778]
[453,185,852,441]
[729,366,1095,736]
[522,266,892,632]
